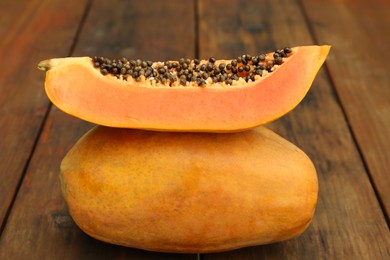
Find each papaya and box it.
[38,45,330,132]
[60,126,318,253]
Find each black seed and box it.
[209,57,216,63]
[200,64,206,71]
[226,78,233,85]
[249,74,255,81]
[237,57,242,63]
[172,62,179,68]
[120,67,127,75]
[275,49,283,55]
[206,63,213,72]
[94,62,100,68]
[273,53,280,59]
[160,77,166,84]
[112,68,118,74]
[251,56,259,65]
[254,69,263,76]
[258,54,266,61]
[201,72,208,80]
[241,59,248,65]
[197,79,207,87]
[136,59,142,66]
[212,77,218,83]
[158,66,166,74]
[275,57,283,65]
[141,61,148,68]
[102,65,111,72]
[245,54,251,61]
[121,58,128,64]
[182,63,188,69]
[238,66,244,72]
[257,63,265,70]
[130,60,136,67]
[133,71,139,78]
[218,63,225,70]
[147,61,153,67]
[185,58,191,65]
[127,69,133,75]
[134,67,141,72]
[180,77,186,86]
[101,68,108,75]
[226,64,232,70]
[145,70,152,77]
[244,65,251,72]
[194,59,200,65]
[284,47,292,54]
[179,58,185,65]
[232,74,239,80]
[231,67,238,74]
[266,65,273,72]
[170,75,177,82]
[214,68,221,74]
[231,60,238,67]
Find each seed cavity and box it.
[92,47,293,87]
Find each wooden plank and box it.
[0,0,89,230]
[0,0,198,258]
[300,0,390,219]
[198,0,390,259]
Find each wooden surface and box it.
[0,0,389,259]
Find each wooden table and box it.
[1,0,389,259]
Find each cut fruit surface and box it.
[39,45,330,132]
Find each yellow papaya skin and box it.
[60,126,318,253]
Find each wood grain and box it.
[1,0,389,258]
[0,0,198,259]
[198,0,390,259]
[300,0,390,219]
[0,0,89,230]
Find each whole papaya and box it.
[60,126,318,253]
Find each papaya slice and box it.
[38,45,330,132]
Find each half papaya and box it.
[38,45,330,132]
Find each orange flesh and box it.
[41,45,330,132]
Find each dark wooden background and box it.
[0,0,389,259]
